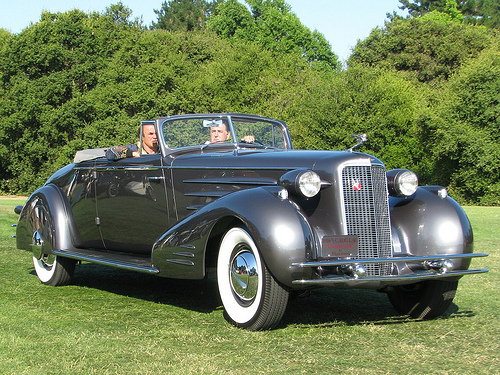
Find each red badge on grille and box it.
[353,181,362,191]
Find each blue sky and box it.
[0,1,405,61]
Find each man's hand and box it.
[241,135,255,143]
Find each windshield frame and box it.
[158,114,293,153]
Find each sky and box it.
[0,1,406,62]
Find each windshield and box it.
[161,116,289,149]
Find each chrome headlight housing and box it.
[387,169,418,197]
[279,170,322,198]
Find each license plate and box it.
[321,235,359,258]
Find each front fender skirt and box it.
[152,186,315,285]
[389,186,474,270]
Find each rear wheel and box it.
[33,254,75,286]
[387,280,458,319]
[217,227,289,330]
[31,201,75,286]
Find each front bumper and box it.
[291,253,489,287]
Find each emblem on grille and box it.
[352,180,362,191]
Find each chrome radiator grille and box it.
[342,165,392,276]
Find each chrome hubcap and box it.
[230,248,259,306]
[32,230,55,268]
[31,230,44,260]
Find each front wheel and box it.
[386,280,458,319]
[217,227,289,330]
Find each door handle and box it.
[147,176,165,182]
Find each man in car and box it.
[210,122,255,144]
[106,123,158,160]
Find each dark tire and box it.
[33,255,76,286]
[387,280,458,319]
[31,201,76,286]
[217,227,289,330]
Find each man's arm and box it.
[105,143,139,160]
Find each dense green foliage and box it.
[349,16,496,82]
[152,0,221,31]
[399,0,500,27]
[347,11,500,204]
[0,1,499,205]
[207,0,339,71]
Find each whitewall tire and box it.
[217,227,289,330]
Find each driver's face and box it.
[210,124,231,143]
[142,124,158,150]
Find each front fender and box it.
[152,186,315,286]
[390,186,473,269]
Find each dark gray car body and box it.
[15,113,488,329]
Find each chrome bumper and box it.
[291,253,489,286]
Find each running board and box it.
[52,249,159,274]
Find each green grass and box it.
[1,198,498,374]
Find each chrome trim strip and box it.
[292,268,489,285]
[183,178,276,186]
[52,250,159,274]
[173,251,195,257]
[75,164,300,172]
[166,259,195,266]
[185,191,229,197]
[76,166,161,171]
[292,253,489,268]
[187,205,204,211]
[96,166,162,172]
[171,165,297,171]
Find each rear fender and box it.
[152,186,315,286]
[390,186,473,270]
[16,184,80,253]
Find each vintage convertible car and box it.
[14,113,488,330]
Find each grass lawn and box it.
[1,198,498,374]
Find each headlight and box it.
[298,171,322,198]
[279,170,322,198]
[387,169,418,197]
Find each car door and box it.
[93,154,171,254]
[67,160,103,249]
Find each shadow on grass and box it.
[73,263,222,314]
[281,288,467,329]
[30,262,470,328]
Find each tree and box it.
[0,5,337,194]
[104,2,142,27]
[462,0,500,28]
[205,0,256,39]
[207,0,340,72]
[399,0,455,16]
[427,46,500,204]
[152,0,221,31]
[284,67,429,173]
[0,29,11,52]
[400,0,500,28]
[0,6,143,193]
[349,16,496,82]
